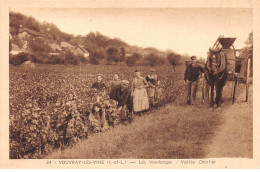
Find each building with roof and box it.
[60,42,74,49]
[10,44,24,55]
[73,45,90,58]
[18,28,43,39]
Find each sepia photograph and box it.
[1,0,260,169]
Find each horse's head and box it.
[206,48,222,75]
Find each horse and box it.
[204,48,228,109]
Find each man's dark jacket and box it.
[184,64,204,81]
[110,85,132,111]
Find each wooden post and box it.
[212,37,219,49]
[212,35,222,50]
[232,78,237,104]
[246,58,251,102]
[202,74,205,102]
[231,76,234,98]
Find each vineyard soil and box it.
[9,64,187,158]
[9,64,252,159]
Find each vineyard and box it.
[9,64,188,159]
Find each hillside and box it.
[9,11,187,66]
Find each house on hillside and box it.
[72,45,90,58]
[49,43,62,52]
[10,44,23,55]
[18,28,43,39]
[60,42,90,58]
[60,42,74,49]
[22,40,28,50]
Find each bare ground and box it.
[206,84,253,158]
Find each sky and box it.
[10,8,253,58]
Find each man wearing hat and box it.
[110,80,133,123]
[184,56,204,105]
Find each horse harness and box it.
[207,51,226,81]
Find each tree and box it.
[89,56,99,65]
[125,52,142,66]
[9,11,26,35]
[28,37,51,53]
[145,53,165,67]
[89,51,105,65]
[63,51,80,65]
[167,53,181,66]
[239,31,253,76]
[245,32,253,46]
[95,31,110,48]
[119,47,126,62]
[60,32,73,42]
[25,16,40,32]
[9,52,31,66]
[106,47,119,63]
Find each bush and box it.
[55,56,65,64]
[45,55,65,65]
[107,47,119,63]
[9,52,30,66]
[125,53,142,67]
[62,51,80,65]
[28,38,51,53]
[88,51,105,65]
[89,56,99,65]
[30,53,43,64]
[145,53,165,67]
[167,53,181,66]
[79,55,87,64]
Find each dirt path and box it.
[206,85,253,158]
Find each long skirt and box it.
[147,87,155,98]
[133,88,149,112]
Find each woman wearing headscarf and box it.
[146,68,158,106]
[131,70,149,113]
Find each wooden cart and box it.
[202,35,251,104]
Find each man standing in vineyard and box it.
[184,56,204,105]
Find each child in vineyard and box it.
[88,103,109,132]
